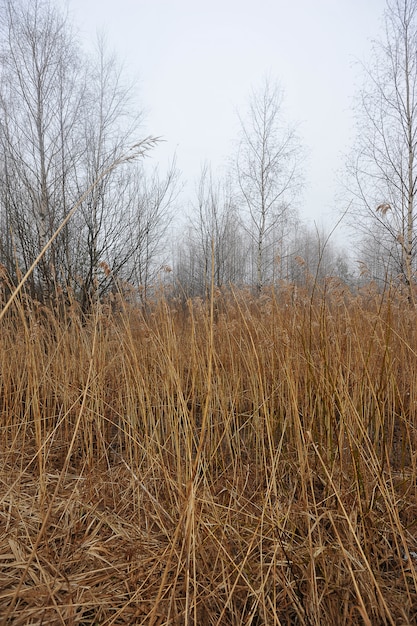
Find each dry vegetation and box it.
[1,280,417,625]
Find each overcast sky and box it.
[59,0,386,238]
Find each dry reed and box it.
[0,282,417,624]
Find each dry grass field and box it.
[1,281,417,625]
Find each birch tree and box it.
[0,0,84,299]
[0,1,172,308]
[176,166,247,297]
[236,79,303,292]
[348,0,417,297]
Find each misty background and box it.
[0,0,414,306]
[58,0,384,232]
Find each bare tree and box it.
[285,224,343,287]
[125,160,179,302]
[0,1,172,309]
[236,79,303,292]
[347,0,417,297]
[0,0,84,299]
[176,165,247,297]
[73,35,146,309]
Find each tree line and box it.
[0,0,416,309]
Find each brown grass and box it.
[0,282,417,625]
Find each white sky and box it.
[60,0,385,238]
